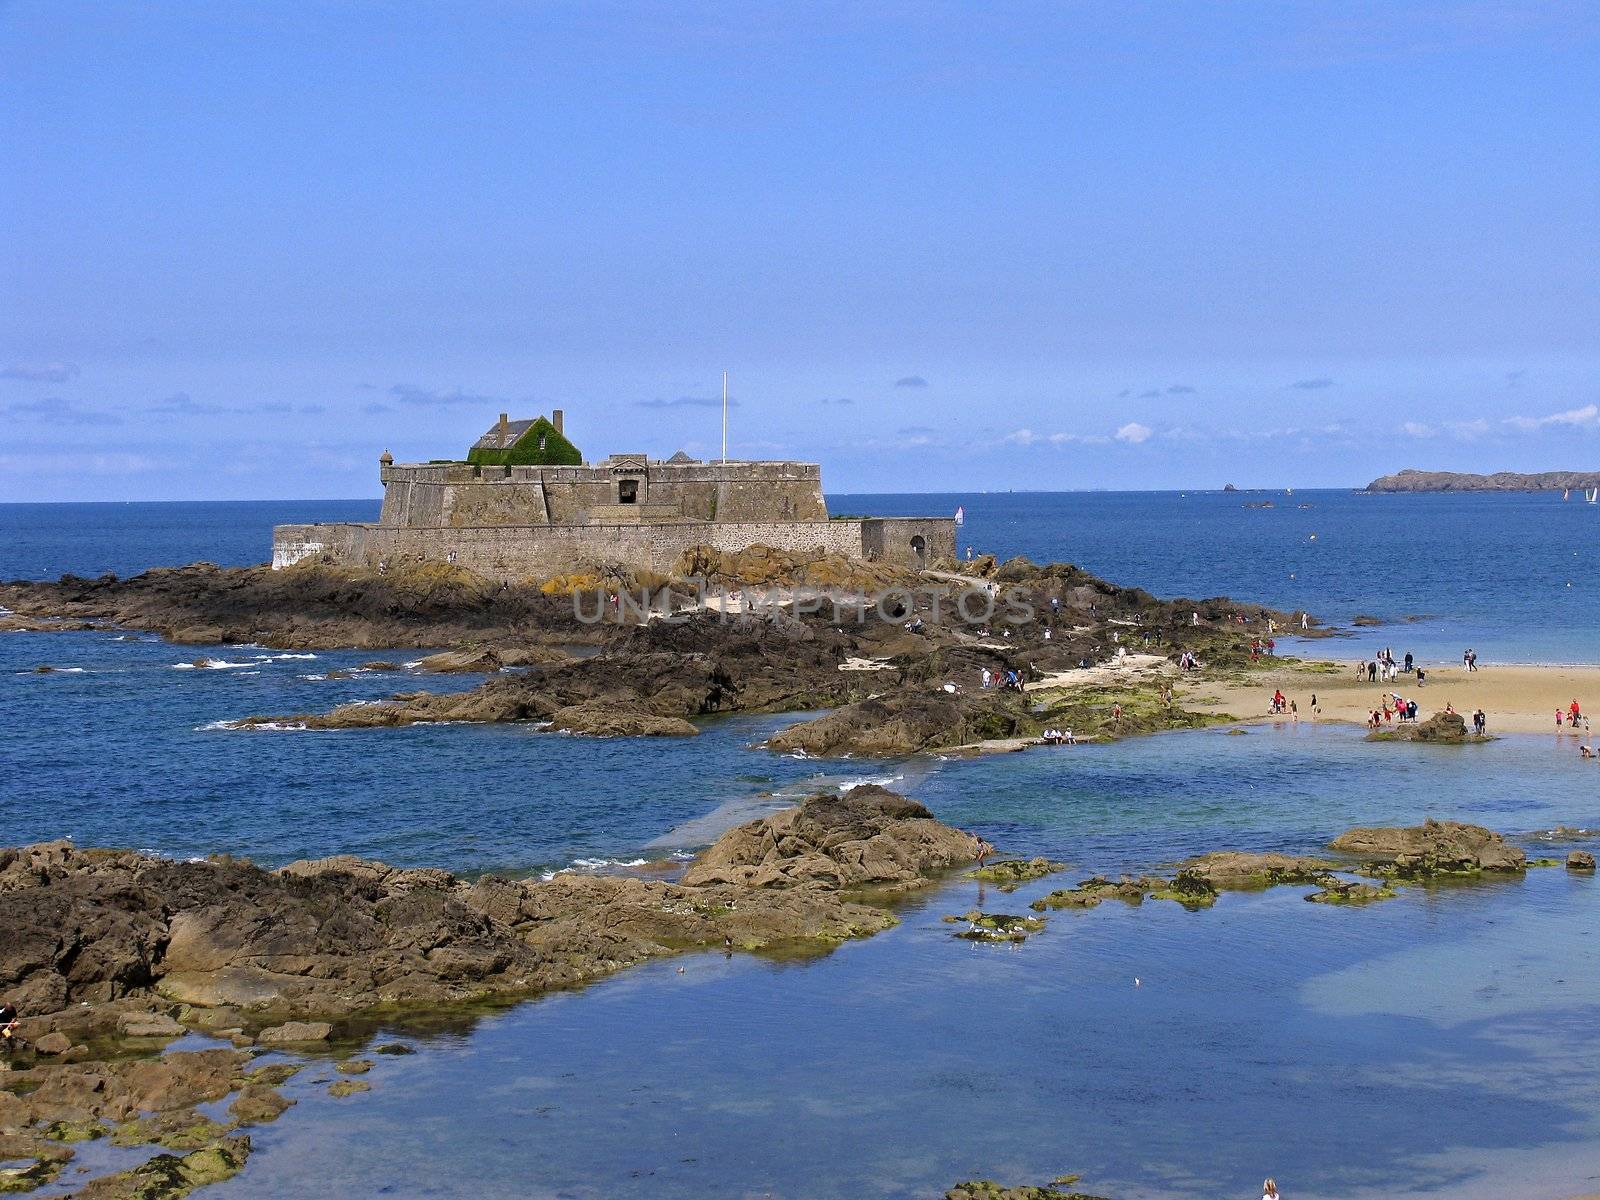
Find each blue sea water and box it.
[5,496,1600,1198]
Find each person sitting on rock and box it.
[0,1002,18,1048]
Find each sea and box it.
[2,492,1599,1200]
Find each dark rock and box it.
[1568,850,1596,871]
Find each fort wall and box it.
[271,516,955,581]
[375,460,826,528]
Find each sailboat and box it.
[1587,488,1598,504]
[1565,488,1572,500]
[954,505,965,526]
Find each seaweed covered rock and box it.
[1329,819,1526,877]
[966,858,1066,890]
[947,1177,1112,1200]
[1306,880,1397,905]
[1180,851,1338,889]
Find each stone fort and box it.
[271,411,955,580]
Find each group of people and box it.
[979,667,1024,692]
[1557,698,1586,730]
[1268,689,1298,716]
[1461,647,1480,671]
[1177,650,1202,672]
[1039,727,1076,745]
[1249,637,1277,662]
[1359,649,1415,683]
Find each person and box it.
[980,667,992,689]
[1415,668,1426,687]
[1289,699,1298,720]
[1406,699,1418,721]
[1368,660,1378,683]
[1191,611,1200,626]
[1571,699,1583,726]
[1310,691,1319,714]
[1263,1180,1281,1200]
[1300,612,1309,630]
[965,545,974,561]
[1063,728,1075,744]
[1404,651,1414,673]
[0,1002,17,1048]
[1473,709,1487,736]
[1557,708,1566,729]
[1583,745,1594,760]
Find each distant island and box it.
[1366,468,1600,493]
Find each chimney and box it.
[552,409,564,435]
[498,412,509,447]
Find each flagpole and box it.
[721,370,728,463]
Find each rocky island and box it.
[1365,468,1600,492]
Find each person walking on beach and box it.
[1570,699,1583,727]
[1473,708,1487,736]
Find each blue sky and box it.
[3,1,1597,500]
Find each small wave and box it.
[172,659,252,670]
[403,659,423,669]
[31,666,88,674]
[301,673,327,681]
[254,652,318,661]
[834,772,904,792]
[539,856,655,880]
[197,718,309,732]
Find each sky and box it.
[2,1,1598,500]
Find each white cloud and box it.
[1115,421,1153,444]
[1504,404,1600,432]
[1400,421,1436,438]
[1001,428,1109,447]
[1448,418,1491,438]
[2,362,79,382]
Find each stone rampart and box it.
[271,516,954,580]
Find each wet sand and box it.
[1182,659,1600,737]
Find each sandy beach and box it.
[1181,657,1600,737]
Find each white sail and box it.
[954,505,965,526]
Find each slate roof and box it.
[470,418,540,452]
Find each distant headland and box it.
[1365,468,1600,493]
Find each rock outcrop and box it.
[1328,819,1527,876]
[680,785,987,890]
[0,788,980,1028]
[766,688,1030,757]
[1367,711,1477,743]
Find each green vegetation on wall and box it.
[466,417,583,467]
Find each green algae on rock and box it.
[70,1135,251,1200]
[1306,880,1398,905]
[946,1175,1112,1200]
[965,858,1066,890]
